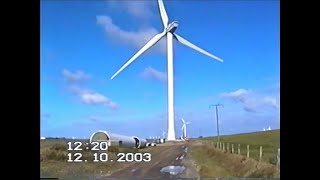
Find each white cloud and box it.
[263,96,279,108]
[80,92,107,104]
[243,103,258,113]
[80,91,118,109]
[62,69,91,82]
[97,15,166,53]
[140,67,167,82]
[69,85,118,110]
[61,68,118,110]
[220,89,252,103]
[97,1,166,54]
[221,88,279,113]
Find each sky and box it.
[40,0,280,139]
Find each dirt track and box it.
[101,141,198,179]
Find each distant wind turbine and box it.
[162,131,166,138]
[109,0,223,141]
[267,126,272,131]
[181,118,191,139]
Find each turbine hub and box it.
[166,21,179,33]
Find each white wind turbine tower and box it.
[181,118,191,139]
[109,0,223,141]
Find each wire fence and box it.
[203,140,280,170]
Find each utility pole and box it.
[209,103,223,142]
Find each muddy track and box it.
[101,142,197,179]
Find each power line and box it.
[209,103,223,142]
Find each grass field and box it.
[189,129,280,178]
[40,139,168,179]
[40,139,138,179]
[202,129,280,164]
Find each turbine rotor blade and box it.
[186,122,191,124]
[110,32,166,80]
[158,0,169,29]
[181,118,185,123]
[173,33,223,62]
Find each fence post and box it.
[231,144,234,153]
[247,145,250,158]
[238,144,241,154]
[223,142,225,152]
[277,148,280,169]
[220,142,222,149]
[216,141,219,148]
[227,143,229,152]
[259,146,263,162]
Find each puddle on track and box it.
[184,147,188,152]
[160,165,186,175]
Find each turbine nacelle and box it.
[166,21,179,33]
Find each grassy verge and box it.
[202,129,280,164]
[189,130,280,178]
[190,143,279,178]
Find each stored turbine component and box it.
[90,130,109,142]
[132,136,147,148]
[89,130,148,149]
[160,138,165,143]
[146,138,159,144]
[109,0,223,141]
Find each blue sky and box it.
[40,0,280,139]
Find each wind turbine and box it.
[162,131,167,138]
[181,118,191,139]
[109,0,223,141]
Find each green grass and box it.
[40,139,177,179]
[202,129,280,164]
[189,129,280,178]
[40,139,137,179]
